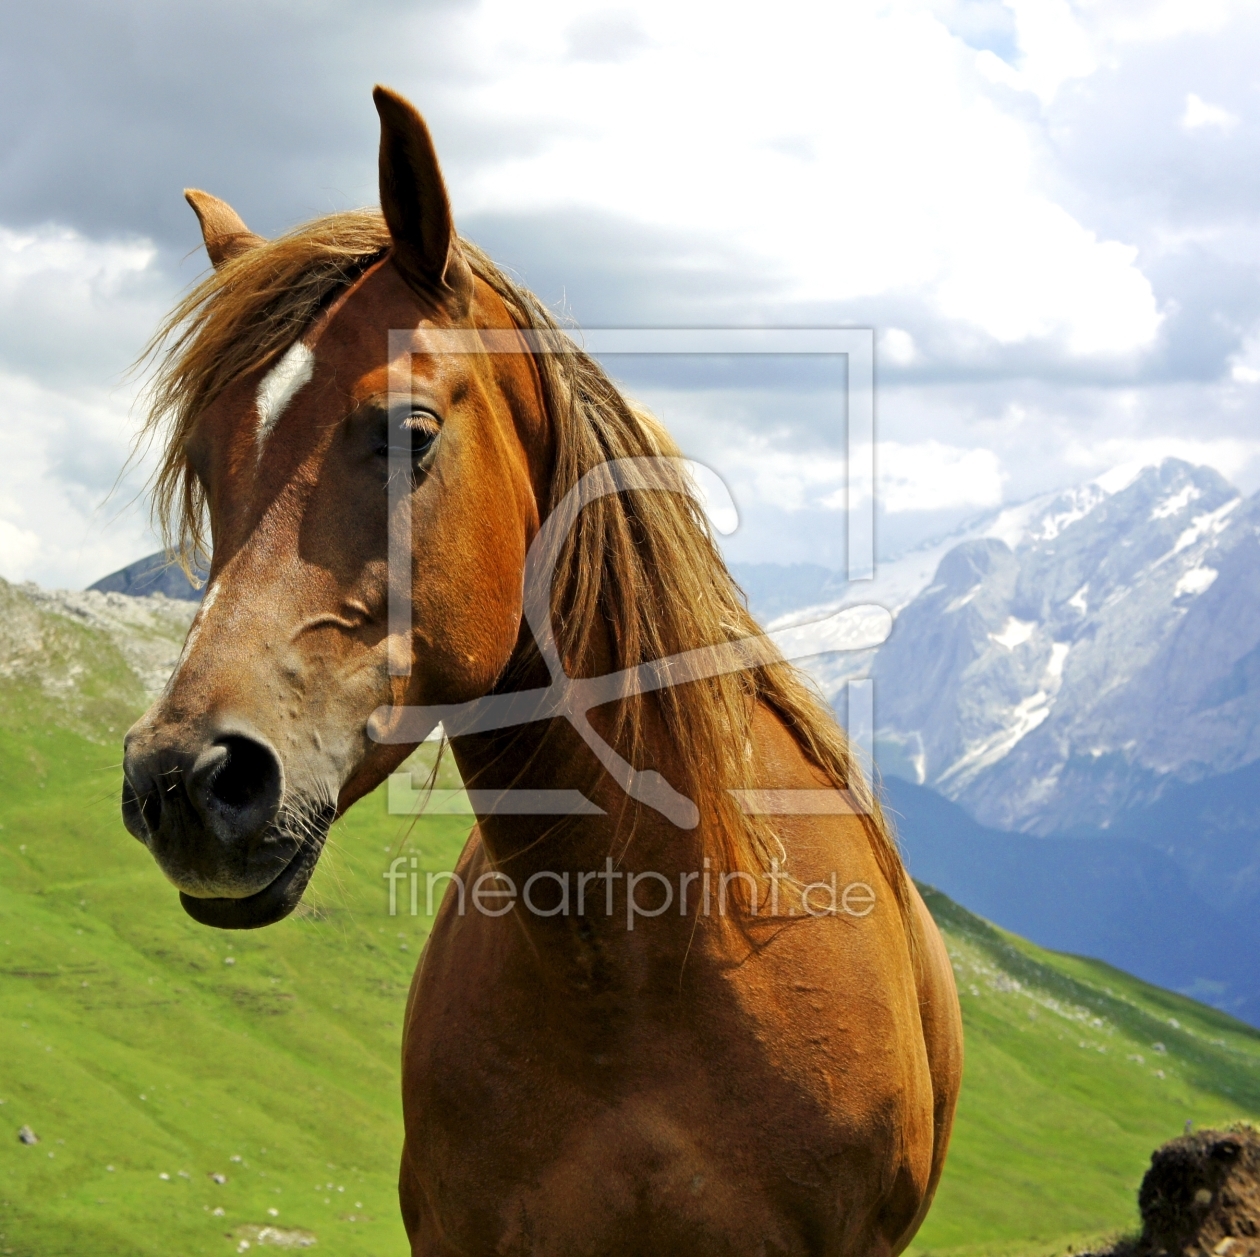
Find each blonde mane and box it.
[137,210,910,926]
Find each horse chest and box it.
[400,1057,884,1257]
[399,916,924,1256]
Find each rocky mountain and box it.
[868,460,1260,835]
[730,484,1137,703]
[37,475,1260,1023]
[85,460,1259,842]
[735,460,1260,837]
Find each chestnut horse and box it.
[122,87,962,1255]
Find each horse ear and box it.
[184,190,265,269]
[373,86,472,311]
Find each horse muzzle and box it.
[122,722,329,929]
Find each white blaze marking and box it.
[255,341,315,446]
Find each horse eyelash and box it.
[402,410,440,433]
[373,410,440,457]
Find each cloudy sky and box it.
[1,0,1257,586]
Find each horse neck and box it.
[446,622,706,888]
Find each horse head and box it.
[122,88,550,929]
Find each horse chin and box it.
[178,824,331,930]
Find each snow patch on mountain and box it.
[1174,566,1218,598]
[742,480,1151,702]
[1171,497,1239,554]
[991,617,1035,649]
[1150,483,1200,520]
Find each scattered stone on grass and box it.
[231,1223,317,1248]
[16,1126,37,1145]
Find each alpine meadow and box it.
[1,577,1257,1257]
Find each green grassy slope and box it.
[908,888,1260,1256]
[0,719,464,1256]
[1,584,1257,1255]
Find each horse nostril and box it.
[203,735,282,822]
[121,772,166,843]
[124,729,284,851]
[140,785,164,836]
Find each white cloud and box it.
[0,516,39,575]
[0,368,155,587]
[868,441,1006,513]
[0,224,163,382]
[882,328,919,366]
[1001,0,1098,104]
[4,0,1260,581]
[1181,92,1239,132]
[1079,0,1233,45]
[1227,326,1260,383]
[720,442,848,516]
[932,200,1160,355]
[442,0,1162,360]
[710,435,1004,518]
[0,223,153,287]
[0,223,169,586]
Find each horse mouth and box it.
[178,822,331,930]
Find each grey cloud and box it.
[46,411,142,496]
[460,208,789,327]
[0,0,472,245]
[1142,245,1260,383]
[0,239,171,387]
[5,0,1260,578]
[3,0,1252,395]
[462,211,1178,391]
[1033,6,1260,388]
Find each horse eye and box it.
[377,409,441,464]
[403,410,440,460]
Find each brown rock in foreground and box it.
[1086,1126,1260,1257]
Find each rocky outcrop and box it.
[0,577,195,740]
[20,582,197,698]
[1085,1126,1260,1257]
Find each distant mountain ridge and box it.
[732,460,1260,837]
[89,551,205,601]
[98,462,1260,840]
[81,463,1260,1024]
